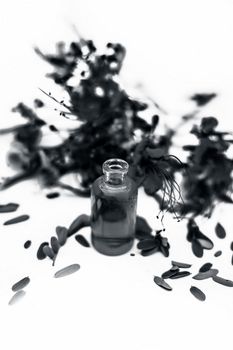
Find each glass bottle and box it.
[91,158,138,256]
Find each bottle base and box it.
[91,234,134,256]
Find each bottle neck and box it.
[104,171,126,186]
[102,158,129,189]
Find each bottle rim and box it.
[102,158,129,175]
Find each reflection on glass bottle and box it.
[91,159,138,256]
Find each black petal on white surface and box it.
[56,226,68,246]
[54,264,80,278]
[169,271,191,279]
[190,286,206,301]
[212,276,233,287]
[199,263,212,272]
[68,214,90,236]
[0,203,19,213]
[214,250,222,257]
[215,223,226,239]
[24,240,31,249]
[171,261,192,268]
[153,276,172,291]
[193,269,218,280]
[12,277,30,292]
[75,234,90,247]
[37,242,49,260]
[4,215,29,225]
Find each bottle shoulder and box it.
[92,175,138,197]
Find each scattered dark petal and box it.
[153,276,172,291]
[12,276,30,292]
[215,223,226,239]
[162,268,180,279]
[54,263,80,278]
[24,240,31,249]
[169,271,191,279]
[190,286,206,301]
[43,245,55,259]
[199,262,212,272]
[214,250,222,257]
[68,214,90,237]
[46,192,60,199]
[212,275,233,287]
[50,236,60,254]
[56,226,68,246]
[8,290,26,306]
[37,242,49,260]
[137,238,156,250]
[75,234,90,247]
[191,93,217,107]
[0,203,19,213]
[172,261,192,268]
[192,239,203,258]
[193,269,219,280]
[3,215,30,225]
[231,254,233,265]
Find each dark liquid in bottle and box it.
[91,177,137,256]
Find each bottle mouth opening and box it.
[103,159,129,174]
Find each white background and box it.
[0,1,233,349]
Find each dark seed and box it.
[8,290,26,306]
[0,203,19,213]
[169,271,191,279]
[215,223,226,239]
[190,286,206,301]
[24,240,31,249]
[192,239,203,258]
[212,275,233,287]
[4,215,30,225]
[172,261,192,268]
[43,245,55,259]
[199,263,212,272]
[37,242,49,260]
[50,236,60,254]
[46,192,60,199]
[12,277,30,292]
[153,276,172,291]
[214,250,222,257]
[231,254,233,265]
[54,264,80,278]
[130,253,135,256]
[75,234,90,248]
[230,242,233,251]
[68,214,90,237]
[162,268,180,279]
[193,269,218,280]
[56,226,68,246]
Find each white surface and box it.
[1,1,233,349]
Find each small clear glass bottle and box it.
[91,158,138,256]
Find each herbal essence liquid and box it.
[91,159,138,256]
